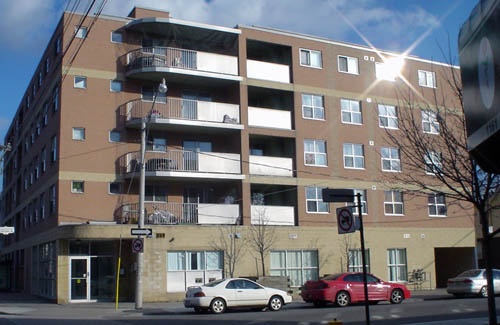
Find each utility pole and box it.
[135,79,167,310]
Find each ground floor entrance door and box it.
[70,257,90,302]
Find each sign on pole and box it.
[132,238,144,254]
[131,228,153,238]
[322,189,354,203]
[0,227,15,235]
[336,207,355,234]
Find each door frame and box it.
[69,256,94,302]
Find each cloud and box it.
[103,0,440,55]
[0,0,61,51]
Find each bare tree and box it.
[210,224,246,278]
[248,208,277,276]
[382,53,500,322]
[338,233,358,273]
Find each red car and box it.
[301,272,411,307]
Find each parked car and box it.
[446,269,500,297]
[301,272,411,307]
[184,278,293,314]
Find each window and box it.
[424,152,442,175]
[147,137,167,151]
[111,31,123,43]
[306,187,329,213]
[270,250,319,287]
[338,55,359,74]
[378,104,398,129]
[71,181,84,193]
[55,36,61,55]
[27,95,30,109]
[109,182,120,195]
[145,185,167,202]
[45,57,50,73]
[72,127,85,141]
[384,190,404,215]
[40,193,45,219]
[375,62,396,81]
[343,143,365,169]
[43,103,49,126]
[50,136,57,163]
[110,80,122,92]
[304,139,327,166]
[52,87,59,112]
[347,189,367,215]
[300,49,322,68]
[109,131,120,142]
[428,193,447,217]
[418,70,436,88]
[34,157,39,180]
[422,110,440,134]
[49,185,56,214]
[387,248,407,282]
[142,86,166,103]
[302,94,324,120]
[167,251,223,292]
[74,76,87,89]
[75,26,87,38]
[341,99,362,124]
[41,147,46,172]
[381,147,401,172]
[32,83,36,97]
[39,71,43,86]
[348,249,370,273]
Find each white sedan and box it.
[184,278,293,313]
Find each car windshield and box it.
[457,270,482,278]
[321,273,343,281]
[204,279,225,287]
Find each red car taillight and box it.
[194,292,206,297]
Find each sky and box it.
[0,0,478,144]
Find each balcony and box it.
[251,205,295,226]
[248,106,292,130]
[122,98,243,131]
[121,150,244,180]
[118,202,240,225]
[246,60,290,83]
[124,47,241,81]
[249,155,293,177]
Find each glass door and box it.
[70,257,90,301]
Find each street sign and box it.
[322,189,354,203]
[131,228,152,237]
[132,238,144,253]
[0,227,15,235]
[336,207,355,234]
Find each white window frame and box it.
[340,99,362,125]
[75,26,87,39]
[381,147,401,172]
[424,151,442,175]
[305,187,329,214]
[418,70,436,88]
[343,143,365,169]
[110,31,123,43]
[270,250,319,287]
[109,182,121,195]
[72,127,85,141]
[384,190,404,216]
[338,55,359,75]
[422,110,440,134]
[301,94,325,120]
[304,139,327,167]
[378,104,398,129]
[348,249,370,273]
[346,189,368,215]
[110,80,123,92]
[71,181,84,194]
[387,248,407,282]
[428,193,447,217]
[109,131,121,142]
[299,48,322,69]
[74,76,87,89]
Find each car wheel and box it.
[210,297,226,314]
[390,289,404,304]
[268,295,284,311]
[480,286,488,298]
[336,291,351,307]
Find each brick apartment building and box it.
[0,6,476,303]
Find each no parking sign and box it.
[336,207,355,234]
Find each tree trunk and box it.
[260,253,266,276]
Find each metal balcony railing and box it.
[126,47,197,71]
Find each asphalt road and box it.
[0,295,498,324]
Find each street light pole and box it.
[135,78,167,310]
